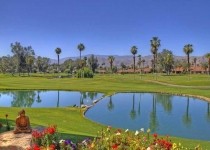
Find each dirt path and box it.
[0,131,31,150]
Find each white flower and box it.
[140,128,144,132]
[125,129,129,132]
[59,139,65,143]
[116,132,121,135]
[135,130,139,135]
[147,147,152,150]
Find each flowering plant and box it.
[30,125,58,149]
[27,125,202,150]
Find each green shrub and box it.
[77,67,94,78]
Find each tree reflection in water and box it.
[149,94,159,132]
[130,93,136,120]
[107,95,114,111]
[207,103,210,122]
[36,91,42,103]
[138,94,141,116]
[182,97,191,126]
[156,94,172,113]
[57,90,60,107]
[11,91,36,107]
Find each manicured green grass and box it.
[0,73,210,148]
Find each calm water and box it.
[0,91,104,107]
[85,93,210,141]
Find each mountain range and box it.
[50,55,207,67]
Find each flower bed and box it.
[27,125,201,150]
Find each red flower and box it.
[32,130,43,139]
[112,144,118,149]
[49,144,56,150]
[44,125,56,135]
[153,133,158,138]
[32,144,40,150]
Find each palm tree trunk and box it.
[208,58,210,75]
[187,54,190,72]
[57,55,60,72]
[133,56,136,73]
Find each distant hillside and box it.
[50,54,208,67]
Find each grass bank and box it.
[0,73,210,148]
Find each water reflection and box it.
[156,94,172,113]
[107,96,114,111]
[182,97,191,126]
[11,91,36,107]
[85,93,210,140]
[36,91,42,103]
[130,94,136,120]
[0,91,103,108]
[149,94,159,132]
[207,103,210,122]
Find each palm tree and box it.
[205,53,210,75]
[108,56,115,73]
[130,46,138,73]
[150,37,161,73]
[77,43,85,60]
[183,44,193,72]
[55,47,62,72]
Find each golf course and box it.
[0,73,210,149]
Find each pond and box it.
[85,93,210,141]
[0,91,104,107]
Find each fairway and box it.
[0,73,210,148]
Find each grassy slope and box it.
[0,73,210,148]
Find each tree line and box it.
[1,37,210,76]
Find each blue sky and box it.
[0,0,210,59]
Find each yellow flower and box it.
[91,143,95,148]
[172,143,177,149]
[147,129,150,133]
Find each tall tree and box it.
[142,59,145,73]
[183,44,193,72]
[108,56,115,73]
[158,49,174,75]
[87,54,99,73]
[77,43,85,60]
[137,55,141,71]
[11,42,35,75]
[55,47,62,72]
[205,53,210,75]
[193,57,197,67]
[130,46,138,73]
[150,37,161,73]
[26,55,35,76]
